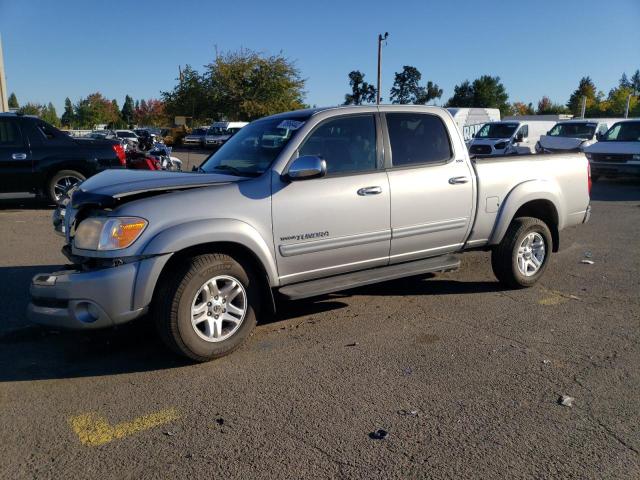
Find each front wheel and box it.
[491,217,552,288]
[154,253,260,362]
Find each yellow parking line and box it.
[69,408,180,446]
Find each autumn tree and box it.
[343,70,377,105]
[536,96,568,114]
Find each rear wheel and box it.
[47,170,85,203]
[154,253,260,362]
[491,217,552,288]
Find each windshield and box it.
[476,123,518,139]
[603,122,640,142]
[191,128,208,136]
[117,131,136,138]
[200,117,305,176]
[548,123,596,139]
[207,126,228,136]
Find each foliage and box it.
[343,70,377,105]
[134,98,168,126]
[566,77,599,116]
[446,75,510,115]
[511,102,535,115]
[61,97,74,127]
[536,96,569,115]
[8,92,18,109]
[121,95,135,126]
[389,66,442,105]
[74,92,121,129]
[16,102,60,126]
[205,49,306,121]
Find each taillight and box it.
[587,161,592,196]
[112,144,126,167]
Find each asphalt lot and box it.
[0,162,638,478]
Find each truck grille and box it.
[469,145,492,155]
[590,154,632,163]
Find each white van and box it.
[468,120,556,157]
[583,119,640,180]
[446,108,501,145]
[536,119,619,153]
[204,121,249,148]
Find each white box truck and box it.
[447,108,501,145]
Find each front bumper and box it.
[27,255,170,330]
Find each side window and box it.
[299,115,377,175]
[521,125,529,138]
[386,113,452,167]
[30,122,71,146]
[0,119,22,147]
[597,124,608,135]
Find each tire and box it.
[47,170,86,204]
[154,253,260,362]
[491,217,552,288]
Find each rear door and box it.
[0,117,32,193]
[384,111,474,263]
[272,113,391,285]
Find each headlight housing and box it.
[74,217,148,251]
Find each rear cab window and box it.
[385,113,453,167]
[0,118,23,146]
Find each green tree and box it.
[567,77,599,116]
[343,70,377,105]
[631,70,640,95]
[61,97,75,128]
[446,76,510,115]
[121,95,135,125]
[161,65,210,122]
[41,102,60,126]
[17,102,43,116]
[446,80,474,107]
[8,92,18,109]
[619,73,632,89]
[601,86,637,116]
[389,66,442,105]
[74,92,120,128]
[536,96,569,115]
[205,48,306,121]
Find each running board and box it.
[278,255,460,300]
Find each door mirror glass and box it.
[286,155,327,180]
[516,132,524,142]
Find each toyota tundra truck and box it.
[28,106,592,361]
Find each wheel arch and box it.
[489,180,564,252]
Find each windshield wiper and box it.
[212,165,247,176]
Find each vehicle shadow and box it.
[591,178,640,201]
[0,196,53,211]
[0,266,504,383]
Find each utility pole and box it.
[0,34,9,112]
[376,32,389,105]
[624,93,632,118]
[580,96,586,118]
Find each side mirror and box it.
[471,133,476,138]
[596,133,603,141]
[516,133,524,142]
[192,165,198,172]
[285,155,327,181]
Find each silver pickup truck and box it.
[28,106,592,361]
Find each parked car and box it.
[204,121,248,148]
[115,130,139,145]
[0,113,128,202]
[468,120,557,157]
[28,105,591,361]
[182,128,209,148]
[536,119,617,153]
[583,119,640,180]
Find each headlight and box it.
[74,217,148,250]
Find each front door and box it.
[384,111,474,263]
[272,113,391,285]
[0,117,32,194]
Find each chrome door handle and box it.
[448,176,469,184]
[12,153,27,160]
[357,186,383,196]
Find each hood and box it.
[583,141,640,154]
[539,135,585,151]
[71,169,239,208]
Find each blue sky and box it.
[1,0,638,113]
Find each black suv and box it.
[0,113,127,203]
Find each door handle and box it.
[12,153,27,160]
[448,176,469,184]
[357,186,383,196]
